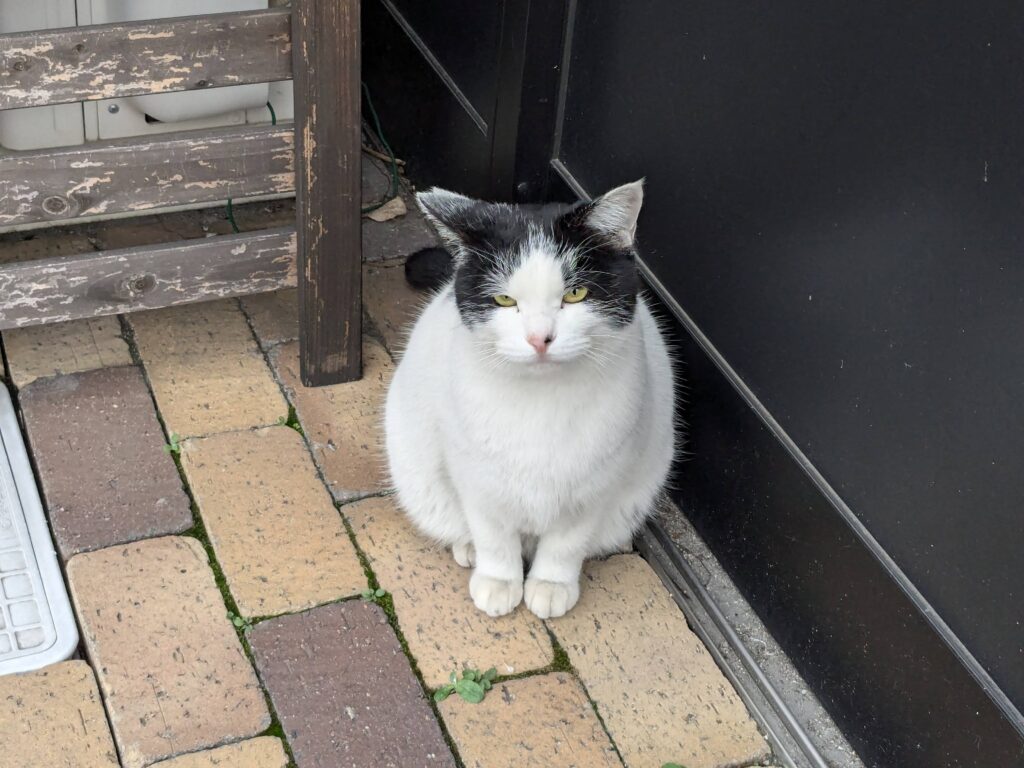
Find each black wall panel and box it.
[388,0,502,123]
[558,0,1024,711]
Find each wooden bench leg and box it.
[293,0,362,385]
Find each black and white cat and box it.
[384,181,675,619]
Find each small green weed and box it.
[226,611,253,631]
[277,407,304,435]
[661,763,688,768]
[360,587,387,602]
[434,667,498,704]
[163,433,182,455]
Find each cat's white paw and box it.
[452,540,475,568]
[470,573,523,617]
[524,578,580,619]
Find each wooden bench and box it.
[0,2,362,385]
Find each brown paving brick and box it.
[439,672,620,768]
[0,660,119,768]
[3,316,132,389]
[249,601,457,768]
[345,496,553,687]
[180,426,365,617]
[239,289,298,349]
[549,554,770,768]
[20,366,192,558]
[151,737,289,767]
[362,186,441,264]
[130,300,288,438]
[270,339,392,501]
[364,259,425,355]
[68,536,270,768]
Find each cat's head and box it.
[416,180,644,368]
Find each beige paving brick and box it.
[270,339,393,501]
[363,259,424,356]
[68,536,270,768]
[151,737,289,768]
[239,289,298,350]
[181,426,366,617]
[129,300,288,438]
[549,554,770,768]
[2,316,132,389]
[439,672,621,768]
[0,660,119,768]
[344,496,553,687]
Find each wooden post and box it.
[292,0,362,385]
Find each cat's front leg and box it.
[524,524,590,619]
[464,504,524,617]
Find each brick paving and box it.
[363,259,423,355]
[180,427,365,617]
[129,301,288,438]
[20,366,192,558]
[550,554,771,768]
[346,496,553,687]
[0,660,119,768]
[2,316,132,389]
[439,672,621,768]
[249,601,457,768]
[67,537,270,768]
[0,203,776,767]
[362,192,440,262]
[149,737,289,768]
[239,289,299,350]
[270,339,393,501]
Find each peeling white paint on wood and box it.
[0,228,296,329]
[0,124,294,227]
[0,9,292,110]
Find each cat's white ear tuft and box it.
[587,179,645,247]
[416,188,476,249]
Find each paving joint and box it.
[118,311,301,768]
[334,505,469,768]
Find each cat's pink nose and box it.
[527,333,554,355]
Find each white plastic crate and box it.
[0,386,78,675]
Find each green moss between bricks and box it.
[336,507,469,768]
[124,301,304,768]
[174,461,301,768]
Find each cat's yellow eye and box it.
[563,286,589,304]
[494,294,517,307]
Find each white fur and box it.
[385,239,674,619]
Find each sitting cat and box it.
[384,180,675,618]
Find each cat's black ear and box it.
[416,188,479,250]
[566,180,645,248]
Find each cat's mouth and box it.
[506,349,585,368]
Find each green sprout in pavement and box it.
[433,667,498,704]
[226,611,253,631]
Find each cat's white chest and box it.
[440,358,642,522]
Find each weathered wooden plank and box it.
[293,0,363,385]
[0,124,294,228]
[0,228,296,329]
[0,9,291,110]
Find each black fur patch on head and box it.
[421,197,640,327]
[554,202,640,325]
